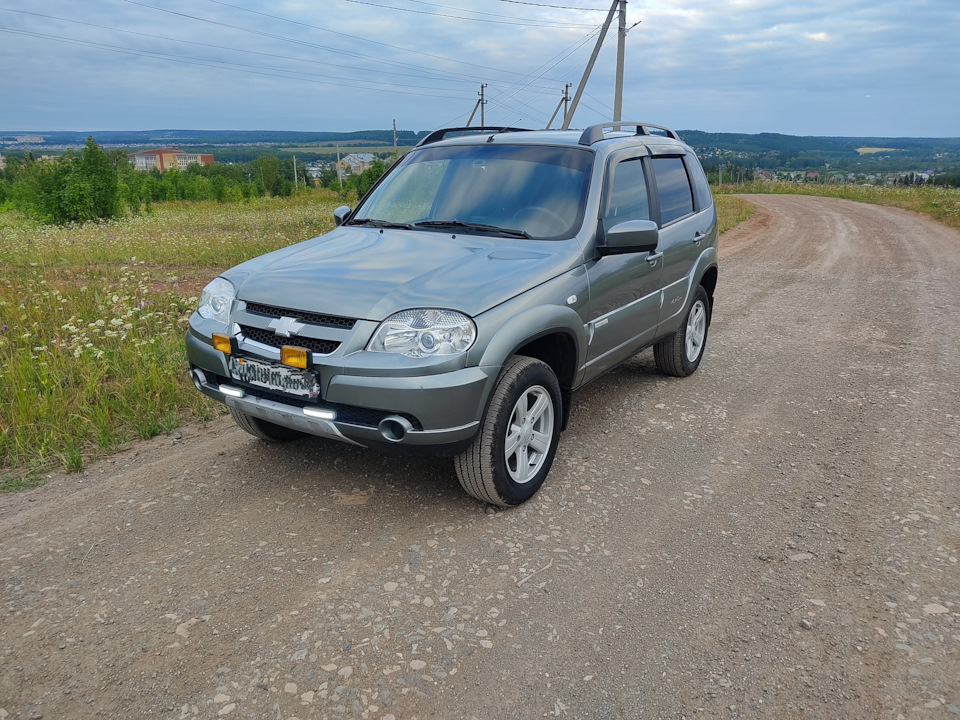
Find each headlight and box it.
[367,309,476,357]
[197,277,236,325]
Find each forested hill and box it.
[678,131,960,171]
[3,128,958,172]
[5,129,958,153]
[0,129,427,146]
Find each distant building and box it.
[15,135,44,144]
[335,153,375,176]
[128,147,214,172]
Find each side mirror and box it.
[597,219,659,256]
[333,205,352,227]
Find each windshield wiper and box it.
[347,218,415,230]
[414,220,531,239]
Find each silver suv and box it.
[186,122,718,506]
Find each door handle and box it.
[645,252,663,265]
[692,232,705,245]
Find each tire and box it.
[229,407,304,442]
[454,356,562,507]
[654,285,710,377]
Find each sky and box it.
[0,0,958,138]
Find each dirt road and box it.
[2,195,958,720]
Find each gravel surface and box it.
[2,194,958,719]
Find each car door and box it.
[583,153,663,381]
[650,153,713,330]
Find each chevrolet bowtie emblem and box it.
[267,316,305,338]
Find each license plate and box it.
[228,356,320,399]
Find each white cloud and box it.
[0,0,957,136]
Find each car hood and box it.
[226,226,584,321]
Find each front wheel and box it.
[653,285,710,377]
[454,356,562,506]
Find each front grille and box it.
[244,301,357,329]
[240,325,340,355]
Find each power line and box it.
[397,0,598,22]
[342,0,596,28]
[0,29,477,100]
[494,0,608,9]
[0,7,484,87]
[199,0,571,84]
[435,22,602,127]
[481,25,604,125]
[122,0,552,87]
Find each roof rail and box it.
[578,122,680,146]
[415,126,532,147]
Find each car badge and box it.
[267,316,305,338]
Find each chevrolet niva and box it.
[186,122,718,506]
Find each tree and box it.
[77,136,121,220]
[356,158,386,199]
[11,136,122,224]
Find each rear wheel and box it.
[654,285,710,377]
[229,407,304,442]
[455,356,561,507]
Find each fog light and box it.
[219,384,245,398]
[281,345,309,369]
[303,407,336,420]
[212,333,232,354]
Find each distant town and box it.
[2,128,959,187]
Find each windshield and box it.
[352,144,593,240]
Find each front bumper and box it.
[186,324,497,452]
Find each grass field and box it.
[716,180,960,229]
[0,192,344,491]
[0,185,950,490]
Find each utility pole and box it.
[464,83,487,128]
[546,84,572,129]
[480,83,487,127]
[562,0,619,129]
[614,0,626,121]
[392,118,397,151]
[336,145,343,189]
[293,154,298,188]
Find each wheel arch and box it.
[513,332,579,431]
[699,264,718,323]
[475,304,584,433]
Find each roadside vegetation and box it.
[0,194,342,491]
[0,173,954,491]
[714,181,960,230]
[714,195,756,233]
[0,136,388,226]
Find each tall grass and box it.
[715,180,960,230]
[0,192,343,489]
[715,195,757,234]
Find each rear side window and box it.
[652,156,694,225]
[603,157,649,232]
[686,153,713,210]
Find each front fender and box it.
[473,303,587,375]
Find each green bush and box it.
[12,137,123,225]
